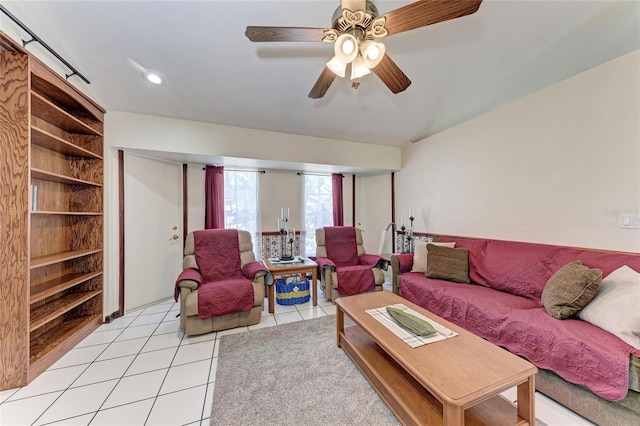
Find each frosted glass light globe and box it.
[342,39,355,55]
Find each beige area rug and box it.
[210,316,398,425]
[210,315,547,426]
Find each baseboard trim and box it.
[104,310,122,323]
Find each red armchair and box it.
[315,226,388,302]
[175,229,272,335]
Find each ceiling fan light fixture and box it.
[361,40,385,68]
[334,33,358,63]
[350,56,371,80]
[326,56,347,78]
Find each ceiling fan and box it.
[245,0,483,99]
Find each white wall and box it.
[397,50,640,252]
[259,170,305,232]
[355,174,393,254]
[106,112,401,172]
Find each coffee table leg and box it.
[312,268,317,307]
[336,306,344,347]
[443,403,464,426]
[517,375,535,424]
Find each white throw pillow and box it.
[578,265,640,350]
[411,241,456,273]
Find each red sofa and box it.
[391,236,640,425]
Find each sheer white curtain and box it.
[255,174,262,260]
[301,174,333,256]
[223,170,262,260]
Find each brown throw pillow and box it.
[541,260,602,320]
[425,244,470,284]
[410,241,456,273]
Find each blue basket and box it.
[275,277,311,305]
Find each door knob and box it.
[170,235,179,240]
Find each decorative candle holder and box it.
[278,208,294,261]
[408,213,415,253]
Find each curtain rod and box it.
[297,172,344,177]
[0,4,90,84]
[202,166,265,173]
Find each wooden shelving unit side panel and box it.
[0,48,31,390]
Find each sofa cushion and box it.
[501,307,633,401]
[401,273,540,342]
[425,244,470,284]
[541,260,602,320]
[471,239,557,301]
[578,265,640,350]
[411,241,456,273]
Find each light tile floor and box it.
[0,286,594,426]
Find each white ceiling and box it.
[3,0,640,149]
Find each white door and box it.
[124,152,183,311]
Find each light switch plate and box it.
[619,213,640,229]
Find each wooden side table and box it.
[263,257,318,314]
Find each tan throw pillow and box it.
[541,260,602,320]
[425,244,470,284]
[411,241,456,273]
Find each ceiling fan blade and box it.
[341,0,366,12]
[308,67,337,99]
[245,26,329,42]
[382,0,483,37]
[371,54,411,94]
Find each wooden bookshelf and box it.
[31,92,102,136]
[0,32,105,390]
[31,126,103,160]
[30,290,102,332]
[29,314,102,377]
[31,271,103,304]
[30,249,103,269]
[31,168,103,187]
[31,211,103,216]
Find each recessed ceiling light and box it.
[144,70,163,85]
[127,59,164,85]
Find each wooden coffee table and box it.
[336,291,537,426]
[263,257,318,314]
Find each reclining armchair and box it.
[315,226,388,302]
[175,229,272,336]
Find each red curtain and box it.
[205,166,224,229]
[332,173,344,226]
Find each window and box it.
[224,170,261,259]
[302,174,333,256]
